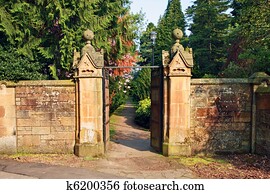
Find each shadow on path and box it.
[109,99,156,154]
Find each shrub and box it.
[130,68,151,102]
[0,47,47,81]
[109,75,131,114]
[135,98,151,129]
[221,62,249,78]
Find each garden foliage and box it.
[0,0,141,80]
[134,98,151,129]
[130,68,151,102]
[0,46,47,81]
[109,74,132,114]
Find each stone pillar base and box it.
[74,143,104,157]
[162,143,192,156]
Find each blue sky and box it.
[130,0,193,26]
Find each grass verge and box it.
[176,156,228,166]
[109,104,125,139]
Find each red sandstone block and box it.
[40,120,60,127]
[59,94,75,102]
[32,127,50,135]
[0,126,8,136]
[19,135,40,146]
[50,126,74,132]
[15,87,27,93]
[196,108,208,117]
[196,107,219,118]
[16,127,32,135]
[17,118,40,127]
[53,132,74,140]
[58,117,75,126]
[20,98,37,106]
[16,105,35,111]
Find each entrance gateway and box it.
[73,29,194,157]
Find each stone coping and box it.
[256,87,270,93]
[191,78,249,85]
[0,80,75,87]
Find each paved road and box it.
[0,159,123,179]
[0,100,196,179]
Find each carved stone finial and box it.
[171,28,184,57]
[80,29,104,68]
[172,28,183,40]
[83,29,94,42]
[81,29,95,57]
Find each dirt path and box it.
[109,100,156,158]
[91,100,196,178]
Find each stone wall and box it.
[255,92,270,156]
[1,75,270,157]
[0,80,75,154]
[190,79,252,154]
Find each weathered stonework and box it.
[15,81,76,153]
[190,79,251,154]
[162,29,194,156]
[73,29,105,157]
[0,81,75,154]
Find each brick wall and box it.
[190,79,252,154]
[256,92,270,156]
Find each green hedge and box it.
[130,68,151,102]
[0,47,47,81]
[135,98,151,129]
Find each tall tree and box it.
[223,0,270,77]
[138,23,157,66]
[155,0,186,65]
[0,0,141,79]
[186,0,231,77]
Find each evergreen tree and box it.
[224,0,270,77]
[0,0,141,79]
[131,68,151,101]
[155,0,186,65]
[138,23,157,66]
[186,0,231,77]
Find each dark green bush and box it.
[221,62,249,78]
[135,98,151,129]
[0,47,47,81]
[130,68,151,102]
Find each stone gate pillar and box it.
[73,29,105,157]
[162,29,194,156]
